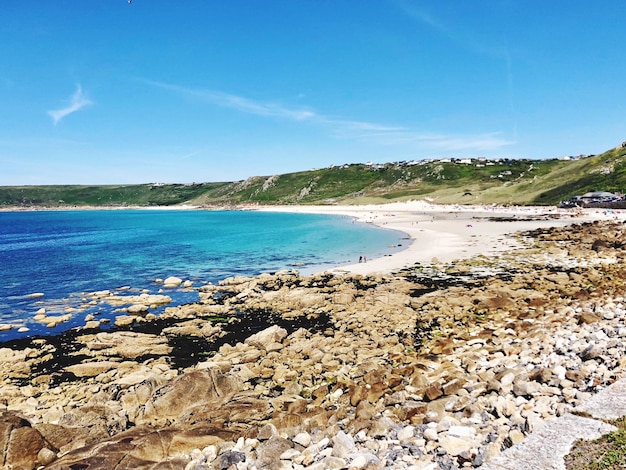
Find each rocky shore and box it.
[2,220,626,469]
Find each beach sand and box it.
[258,201,619,274]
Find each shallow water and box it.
[0,209,404,340]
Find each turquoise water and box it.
[0,210,405,340]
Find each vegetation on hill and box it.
[2,143,626,208]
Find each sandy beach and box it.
[258,201,619,274]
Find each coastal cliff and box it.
[2,220,626,469]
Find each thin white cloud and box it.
[393,1,518,147]
[393,0,509,60]
[333,127,514,151]
[144,79,514,152]
[143,80,316,121]
[420,132,515,151]
[48,85,93,125]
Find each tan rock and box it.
[64,361,119,377]
[137,368,242,425]
[127,304,148,314]
[0,412,49,470]
[245,325,288,351]
[45,425,232,470]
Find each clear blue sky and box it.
[2,1,625,185]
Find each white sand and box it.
[257,201,622,275]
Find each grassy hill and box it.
[2,143,626,208]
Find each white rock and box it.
[447,425,476,438]
[292,432,312,448]
[348,453,381,469]
[397,426,415,443]
[331,431,355,458]
[553,365,567,380]
[438,435,478,457]
[163,276,183,288]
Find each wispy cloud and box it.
[332,127,514,151]
[393,1,518,145]
[143,80,316,121]
[48,85,93,125]
[393,0,509,60]
[144,79,514,152]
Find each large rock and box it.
[0,412,53,470]
[45,425,235,470]
[64,360,119,377]
[59,404,128,438]
[136,368,243,425]
[80,331,173,359]
[244,325,288,352]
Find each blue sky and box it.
[2,1,625,185]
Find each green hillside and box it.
[2,143,626,208]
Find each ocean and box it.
[0,209,405,340]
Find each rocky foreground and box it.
[2,220,626,469]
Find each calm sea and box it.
[0,210,404,340]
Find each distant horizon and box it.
[2,1,625,185]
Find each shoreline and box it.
[2,200,618,277]
[257,201,617,275]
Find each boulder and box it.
[0,412,52,470]
[45,425,234,470]
[137,368,243,425]
[245,325,288,351]
[64,360,119,378]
